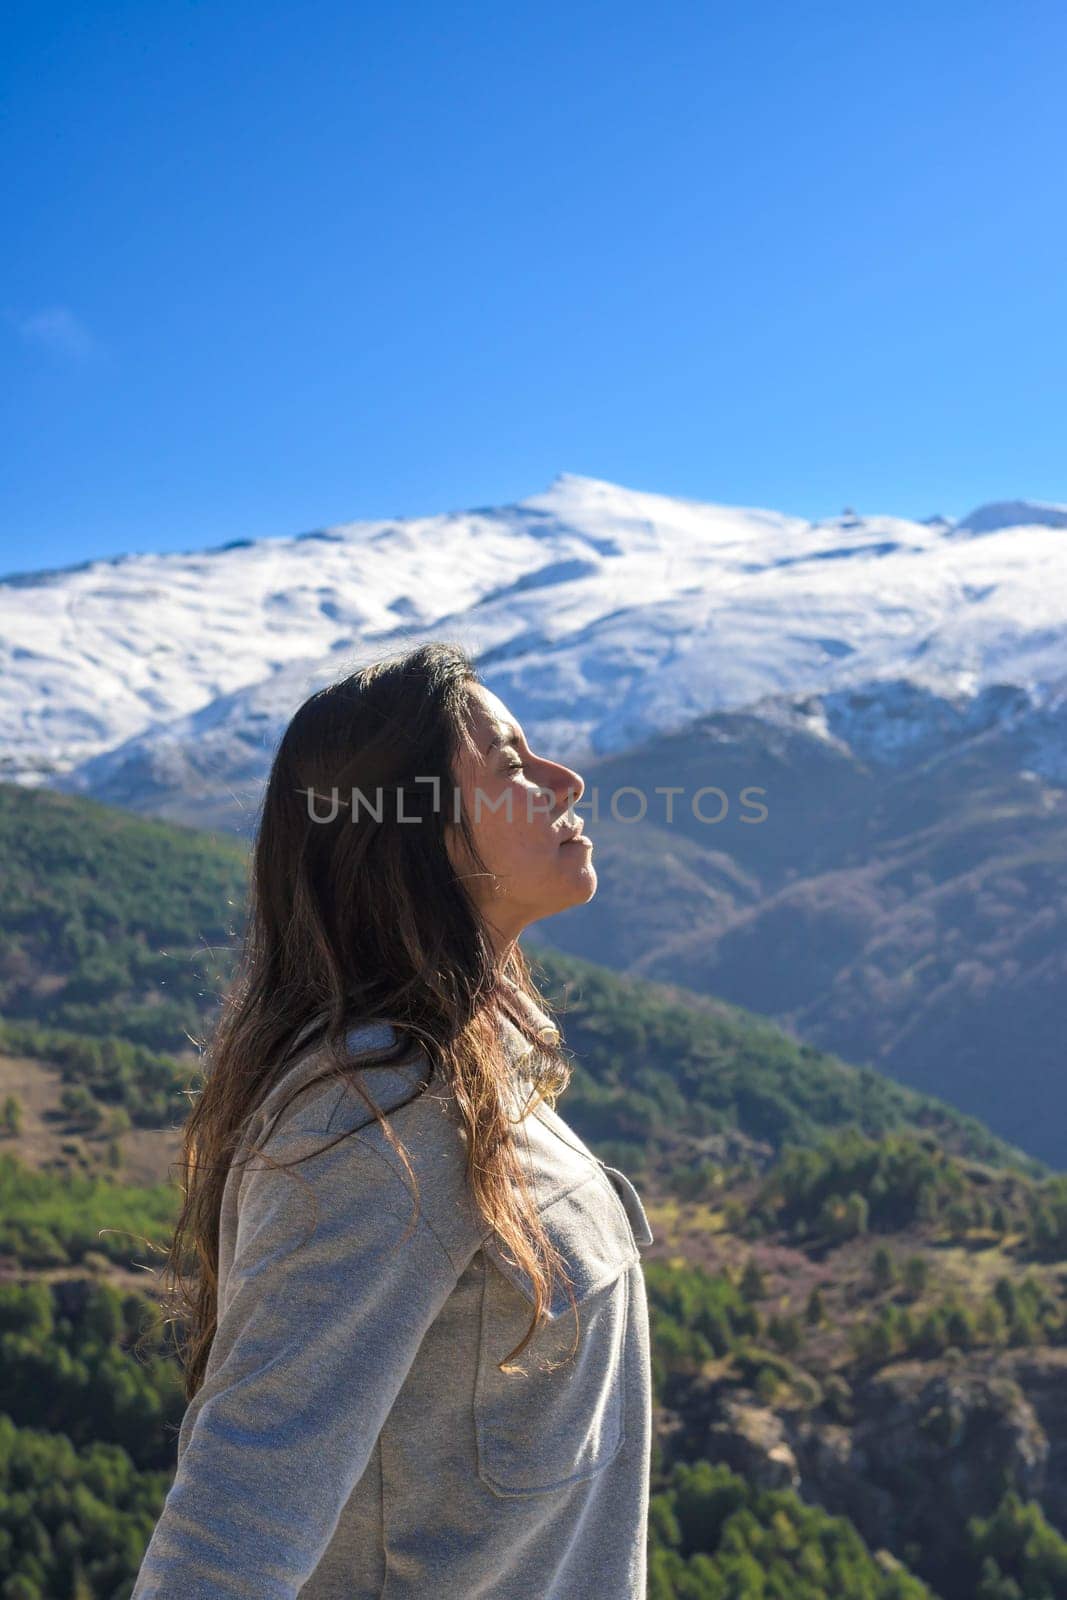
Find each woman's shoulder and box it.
[241,1020,428,1138]
[237,1020,486,1267]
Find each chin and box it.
[559,861,598,907]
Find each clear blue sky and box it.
[3,0,1065,570]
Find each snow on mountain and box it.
[951,499,1067,537]
[2,473,1067,804]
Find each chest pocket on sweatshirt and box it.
[474,1171,640,1498]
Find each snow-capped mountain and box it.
[3,473,1067,821]
[5,473,1067,1156]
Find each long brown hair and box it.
[158,640,579,1400]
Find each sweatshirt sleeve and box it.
[132,1126,471,1600]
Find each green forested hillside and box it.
[2,781,1067,1600]
[0,781,1040,1170]
[0,783,246,1049]
[532,705,1067,1166]
[526,946,1044,1177]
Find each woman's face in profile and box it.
[447,684,596,948]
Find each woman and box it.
[132,640,654,1600]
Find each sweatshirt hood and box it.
[495,981,561,1072]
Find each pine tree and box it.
[871,1245,897,1293]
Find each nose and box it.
[543,759,584,818]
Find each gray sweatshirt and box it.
[131,1002,655,1599]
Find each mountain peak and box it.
[954,499,1067,536]
[539,470,630,498]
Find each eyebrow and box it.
[485,721,523,755]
